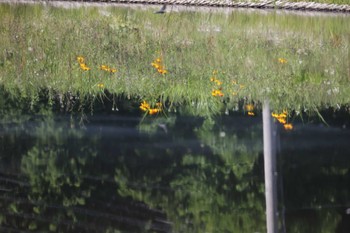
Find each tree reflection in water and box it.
[0,103,349,232]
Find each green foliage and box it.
[0,4,349,116]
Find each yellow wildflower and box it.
[245,104,254,112]
[97,83,104,88]
[248,111,255,116]
[100,65,108,71]
[215,80,222,86]
[283,123,293,130]
[158,69,167,74]
[140,101,150,112]
[100,65,117,73]
[80,63,91,71]
[278,58,287,64]
[77,56,85,64]
[277,118,287,124]
[140,101,162,115]
[149,108,160,115]
[151,62,160,69]
[152,57,167,75]
[212,89,224,97]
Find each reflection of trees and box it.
[280,136,350,233]
[1,116,169,232]
[1,107,350,232]
[115,115,266,232]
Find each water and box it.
[1,110,349,233]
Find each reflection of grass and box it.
[0,4,349,115]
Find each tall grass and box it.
[0,3,349,116]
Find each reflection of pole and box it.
[263,100,278,233]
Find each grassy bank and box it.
[0,3,349,116]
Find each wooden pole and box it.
[263,100,278,233]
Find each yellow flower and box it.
[278,58,287,64]
[80,63,91,71]
[149,108,160,115]
[97,83,104,88]
[100,65,108,71]
[100,65,117,73]
[140,101,162,115]
[283,123,293,130]
[151,62,159,68]
[77,56,85,64]
[272,110,288,124]
[140,101,150,112]
[152,57,167,75]
[212,70,218,75]
[212,89,224,97]
[215,80,222,86]
[245,104,254,112]
[158,69,167,74]
[277,118,287,124]
[248,111,255,116]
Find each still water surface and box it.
[0,111,349,233]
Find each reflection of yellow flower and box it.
[283,123,293,130]
[272,110,292,130]
[140,101,150,112]
[272,110,288,124]
[278,58,287,64]
[245,104,254,112]
[149,108,160,115]
[139,101,162,115]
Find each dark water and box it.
[0,111,349,233]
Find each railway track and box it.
[1,0,350,13]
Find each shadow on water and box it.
[0,93,349,233]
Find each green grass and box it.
[0,3,349,116]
